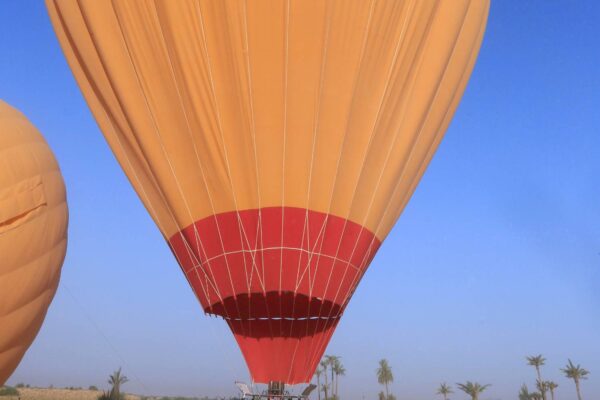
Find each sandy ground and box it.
[1,387,142,400]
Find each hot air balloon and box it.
[47,0,488,386]
[0,100,68,385]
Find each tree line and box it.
[313,354,590,400]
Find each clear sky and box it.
[1,1,599,400]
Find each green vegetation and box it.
[436,383,453,400]
[519,384,532,400]
[332,357,345,398]
[0,386,19,396]
[98,367,129,400]
[320,358,330,400]
[527,355,547,400]
[376,359,393,400]
[546,381,558,400]
[456,381,491,400]
[98,392,113,400]
[314,367,322,400]
[562,359,590,400]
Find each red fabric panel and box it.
[169,207,380,384]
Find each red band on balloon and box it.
[169,207,380,383]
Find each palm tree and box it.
[526,355,547,400]
[324,355,339,399]
[332,358,346,398]
[376,359,393,399]
[546,381,558,400]
[107,367,128,400]
[519,384,531,400]
[321,360,329,400]
[561,359,589,400]
[456,381,490,400]
[536,380,550,400]
[315,368,322,400]
[437,383,453,400]
[321,383,330,400]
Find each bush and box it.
[98,390,127,400]
[15,383,25,388]
[90,385,99,391]
[0,386,20,396]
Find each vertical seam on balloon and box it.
[319,0,444,348]
[375,0,489,239]
[296,0,377,376]
[150,1,245,322]
[285,1,334,383]
[109,1,236,318]
[58,0,165,233]
[241,1,265,295]
[216,4,262,299]
[192,1,254,300]
[346,0,487,320]
[304,0,418,372]
[297,0,376,298]
[279,0,291,345]
[274,1,291,374]
[327,0,423,311]
[63,0,216,306]
[241,0,275,343]
[109,1,218,306]
[341,0,478,323]
[198,2,271,304]
[193,1,261,333]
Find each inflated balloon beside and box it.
[0,100,68,385]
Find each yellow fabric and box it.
[0,101,68,385]
[47,0,488,241]
[0,176,46,234]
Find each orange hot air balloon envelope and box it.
[0,101,68,385]
[47,0,489,384]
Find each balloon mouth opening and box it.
[206,291,343,320]
[204,292,343,339]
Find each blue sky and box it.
[1,2,599,399]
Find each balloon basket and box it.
[236,381,317,400]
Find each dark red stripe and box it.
[168,206,381,383]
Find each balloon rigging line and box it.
[99,9,244,368]
[114,0,250,339]
[286,1,334,382]
[295,0,376,298]
[242,0,278,342]
[298,0,379,374]
[62,284,149,393]
[301,0,413,371]
[105,1,226,313]
[63,0,219,309]
[193,1,268,321]
[304,0,422,370]
[313,3,486,372]
[307,0,451,368]
[150,1,250,321]
[276,0,291,373]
